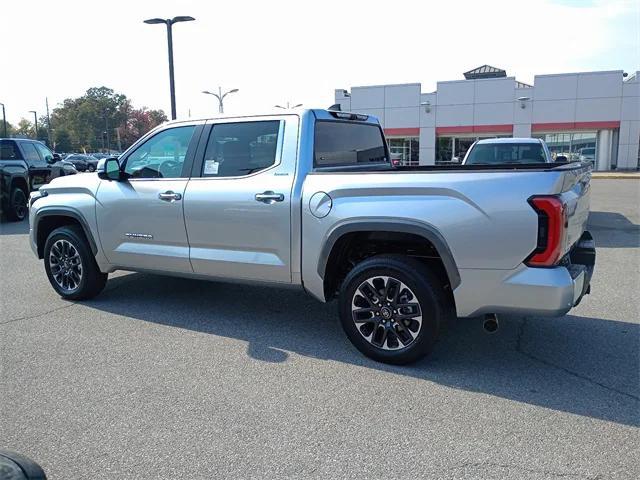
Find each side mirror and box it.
[97,157,123,181]
[555,155,569,164]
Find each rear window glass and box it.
[465,143,546,164]
[0,140,22,160]
[314,121,387,167]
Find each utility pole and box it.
[46,97,52,146]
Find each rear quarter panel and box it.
[301,169,570,302]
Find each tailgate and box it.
[558,165,591,256]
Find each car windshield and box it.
[466,143,546,164]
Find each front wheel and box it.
[44,225,107,300]
[339,255,448,365]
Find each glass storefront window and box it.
[533,131,597,164]
[388,137,419,166]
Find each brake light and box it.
[526,196,566,267]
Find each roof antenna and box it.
[328,104,342,111]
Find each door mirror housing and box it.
[97,157,123,181]
[49,153,61,164]
[555,155,569,164]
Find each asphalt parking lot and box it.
[1,179,638,479]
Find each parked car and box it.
[579,147,596,163]
[28,110,595,364]
[1,138,76,221]
[64,154,99,172]
[462,138,554,165]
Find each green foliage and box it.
[49,87,167,152]
[1,119,14,137]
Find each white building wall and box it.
[335,69,638,170]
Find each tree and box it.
[15,118,34,138]
[53,129,72,152]
[1,120,14,138]
[49,87,166,152]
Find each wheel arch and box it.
[34,208,98,259]
[318,220,461,301]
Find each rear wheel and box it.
[339,255,448,365]
[88,164,96,172]
[7,186,28,221]
[44,225,107,300]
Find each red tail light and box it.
[526,196,566,267]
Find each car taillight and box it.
[526,196,566,267]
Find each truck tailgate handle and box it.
[255,191,284,203]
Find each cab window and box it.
[202,121,280,177]
[123,126,196,179]
[34,142,54,163]
[0,140,22,160]
[20,142,44,166]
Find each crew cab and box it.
[28,110,595,364]
[1,138,76,221]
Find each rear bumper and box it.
[454,231,595,318]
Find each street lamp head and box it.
[172,16,195,23]
[144,18,166,24]
[274,105,286,109]
[228,89,239,94]
[292,104,303,108]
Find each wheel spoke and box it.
[351,275,423,352]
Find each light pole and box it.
[275,102,303,109]
[0,103,6,138]
[144,16,195,120]
[202,87,239,114]
[29,110,38,139]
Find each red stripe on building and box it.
[384,128,420,136]
[435,124,513,135]
[531,121,620,132]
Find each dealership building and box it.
[333,66,639,170]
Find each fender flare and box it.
[33,207,98,257]
[317,220,461,289]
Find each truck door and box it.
[19,141,51,189]
[95,124,202,273]
[183,116,298,283]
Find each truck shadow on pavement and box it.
[87,272,640,428]
[588,211,640,248]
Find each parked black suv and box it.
[0,138,76,221]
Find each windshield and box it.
[466,143,546,164]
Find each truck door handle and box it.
[255,191,284,203]
[158,191,182,202]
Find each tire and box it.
[88,164,96,172]
[6,186,28,222]
[44,225,107,300]
[338,254,448,365]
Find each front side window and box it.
[123,126,196,179]
[314,121,387,167]
[465,143,546,164]
[20,142,43,165]
[202,121,280,177]
[34,142,54,163]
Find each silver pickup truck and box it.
[28,109,595,364]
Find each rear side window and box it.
[466,143,546,164]
[202,121,280,177]
[314,121,388,167]
[20,142,43,165]
[0,140,22,160]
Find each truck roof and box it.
[475,137,542,145]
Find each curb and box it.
[592,174,640,179]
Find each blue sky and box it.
[1,0,638,125]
